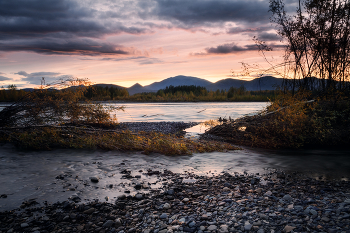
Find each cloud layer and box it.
[0,0,280,57]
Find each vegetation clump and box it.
[206,91,350,149]
[0,78,238,155]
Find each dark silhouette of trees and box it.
[269,0,350,93]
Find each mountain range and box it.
[98,75,284,95]
[20,75,283,94]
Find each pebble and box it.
[102,219,114,228]
[89,176,99,183]
[282,194,293,201]
[20,223,29,228]
[283,225,296,232]
[163,203,171,209]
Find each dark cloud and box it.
[256,32,282,41]
[194,41,285,55]
[0,0,148,38]
[0,76,12,81]
[0,0,279,57]
[227,26,273,35]
[0,39,129,56]
[152,0,270,25]
[201,43,258,55]
[0,0,148,56]
[15,71,71,84]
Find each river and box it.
[1,102,349,211]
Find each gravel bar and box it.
[1,171,349,233]
[118,122,199,134]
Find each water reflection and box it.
[108,102,268,122]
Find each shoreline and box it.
[1,171,349,233]
[118,122,199,135]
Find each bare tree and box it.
[269,0,350,93]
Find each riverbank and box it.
[1,170,349,233]
[0,121,238,154]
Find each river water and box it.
[1,102,350,211]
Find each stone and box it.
[163,203,171,209]
[265,191,272,196]
[218,224,229,233]
[310,209,318,216]
[283,194,293,201]
[135,194,143,200]
[253,221,262,226]
[244,222,252,231]
[207,225,217,231]
[102,220,114,228]
[117,194,126,200]
[321,216,330,222]
[256,188,263,194]
[84,208,95,214]
[20,223,29,228]
[183,198,189,202]
[90,177,99,183]
[134,184,142,190]
[188,221,196,228]
[167,189,175,195]
[283,225,296,233]
[160,213,168,219]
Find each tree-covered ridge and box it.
[0,84,277,102]
[84,85,129,100]
[131,85,276,102]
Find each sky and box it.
[0,0,293,89]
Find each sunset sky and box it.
[0,0,293,89]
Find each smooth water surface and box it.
[108,102,268,122]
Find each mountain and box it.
[125,75,283,94]
[128,83,147,95]
[94,83,126,89]
[245,76,283,91]
[208,78,246,91]
[208,76,283,91]
[18,76,283,94]
[144,75,212,90]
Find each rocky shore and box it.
[118,122,199,134]
[1,170,349,233]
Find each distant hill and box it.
[208,78,246,91]
[125,75,283,94]
[94,83,126,89]
[128,83,147,95]
[18,75,284,94]
[145,75,212,90]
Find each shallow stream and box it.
[1,102,349,211]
